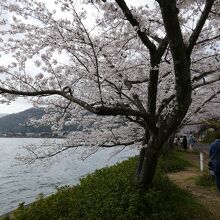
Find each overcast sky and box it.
[0,98,33,114]
[0,0,154,114]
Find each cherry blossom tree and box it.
[0,0,219,189]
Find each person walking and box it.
[188,134,195,151]
[173,136,178,147]
[182,136,187,151]
[180,136,183,148]
[209,137,220,195]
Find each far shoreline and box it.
[0,136,65,139]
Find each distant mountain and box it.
[0,108,51,134]
[0,108,82,135]
[0,113,8,118]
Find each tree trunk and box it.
[136,148,146,178]
[162,134,174,155]
[136,137,162,190]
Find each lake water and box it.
[0,138,138,215]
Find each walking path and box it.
[194,142,209,152]
[168,152,220,220]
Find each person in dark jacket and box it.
[182,136,187,150]
[209,138,220,194]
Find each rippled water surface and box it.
[0,138,138,215]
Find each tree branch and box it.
[132,93,147,114]
[186,0,215,56]
[156,94,176,116]
[95,105,148,119]
[192,69,220,82]
[114,0,157,57]
[192,76,220,90]
[125,116,146,127]
[196,34,220,46]
[159,0,192,123]
[124,77,148,88]
[157,36,168,60]
[101,138,143,147]
[0,87,97,112]
[157,70,220,116]
[194,89,220,114]
[0,86,150,120]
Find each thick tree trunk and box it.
[136,137,162,190]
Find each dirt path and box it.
[168,152,220,220]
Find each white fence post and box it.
[200,152,204,172]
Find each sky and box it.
[0,0,153,114]
[0,98,33,114]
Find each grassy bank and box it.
[1,150,212,220]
